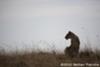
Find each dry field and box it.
[0,48,100,67]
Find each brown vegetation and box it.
[0,49,100,67]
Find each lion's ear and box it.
[69,31,72,33]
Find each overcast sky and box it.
[0,0,100,52]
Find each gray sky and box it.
[0,0,100,52]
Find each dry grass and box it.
[0,49,100,67]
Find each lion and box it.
[64,31,80,58]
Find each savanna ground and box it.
[0,47,100,67]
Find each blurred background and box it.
[0,0,100,53]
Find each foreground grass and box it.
[0,50,100,67]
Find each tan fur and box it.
[64,31,80,57]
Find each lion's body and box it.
[64,31,80,57]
